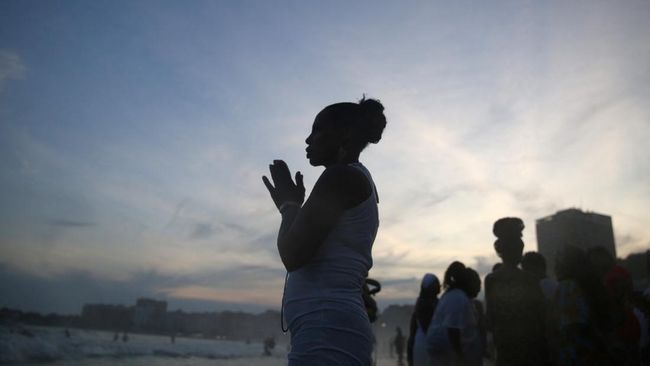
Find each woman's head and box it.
[419,273,441,299]
[492,217,525,265]
[443,261,467,291]
[305,97,386,167]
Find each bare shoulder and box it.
[315,164,372,207]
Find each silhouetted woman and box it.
[484,217,548,366]
[588,246,640,364]
[407,273,441,366]
[426,261,480,366]
[263,97,386,365]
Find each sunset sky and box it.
[1,0,649,314]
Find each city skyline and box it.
[1,1,649,314]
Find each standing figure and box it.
[555,245,613,365]
[263,336,276,356]
[589,246,641,365]
[263,97,387,366]
[522,251,560,365]
[394,327,406,366]
[426,261,480,366]
[407,273,440,366]
[521,251,558,302]
[484,217,547,366]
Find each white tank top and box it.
[284,162,379,326]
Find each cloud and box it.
[189,222,217,240]
[0,49,25,91]
[1,1,649,314]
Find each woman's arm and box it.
[263,160,370,272]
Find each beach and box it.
[2,325,415,366]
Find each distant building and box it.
[81,304,132,330]
[133,298,167,332]
[536,208,616,278]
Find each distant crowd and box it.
[400,217,649,366]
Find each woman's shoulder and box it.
[318,163,372,207]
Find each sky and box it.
[1,0,649,315]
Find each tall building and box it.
[536,208,616,278]
[133,298,167,332]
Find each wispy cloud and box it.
[0,49,25,91]
[189,222,218,240]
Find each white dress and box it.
[283,163,379,366]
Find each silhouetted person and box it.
[426,261,480,366]
[64,328,71,338]
[113,332,118,341]
[263,336,276,356]
[407,273,440,366]
[631,291,650,365]
[263,97,387,365]
[522,251,560,365]
[588,246,641,365]
[122,332,128,342]
[394,327,406,366]
[521,251,558,301]
[484,217,548,366]
[555,245,613,365]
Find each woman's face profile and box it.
[305,111,344,167]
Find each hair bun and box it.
[493,217,524,240]
[358,96,386,144]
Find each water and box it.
[0,325,287,365]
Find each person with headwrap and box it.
[484,217,548,366]
[407,273,441,366]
